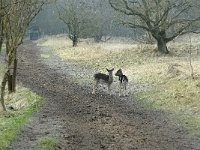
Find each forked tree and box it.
[56,0,97,46]
[109,0,200,54]
[0,0,45,111]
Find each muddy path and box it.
[8,41,200,150]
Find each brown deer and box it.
[92,68,114,95]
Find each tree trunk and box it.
[157,38,169,54]
[72,35,78,47]
[1,71,8,111]
[6,48,17,93]
[94,33,103,43]
[7,71,13,93]
[0,36,3,53]
[12,58,17,92]
[0,16,3,53]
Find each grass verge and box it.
[0,65,43,150]
[0,99,42,149]
[37,137,59,150]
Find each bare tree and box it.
[109,0,200,54]
[0,0,45,111]
[57,0,95,46]
[32,4,66,35]
[92,0,114,42]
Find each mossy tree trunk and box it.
[7,70,13,93]
[12,57,17,92]
[1,70,8,111]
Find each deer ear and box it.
[112,68,114,71]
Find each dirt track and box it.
[8,41,200,150]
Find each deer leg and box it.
[92,80,98,94]
[119,82,122,97]
[108,84,111,95]
[123,83,127,96]
[124,82,128,96]
[121,84,124,97]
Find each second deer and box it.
[92,68,114,95]
[115,69,128,97]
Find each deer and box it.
[115,69,128,97]
[92,68,114,95]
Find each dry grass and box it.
[0,64,42,111]
[38,34,200,135]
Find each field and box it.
[38,34,200,135]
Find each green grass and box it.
[0,100,42,150]
[38,36,200,135]
[37,137,59,150]
[0,83,42,150]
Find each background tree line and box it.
[32,0,136,46]
[31,0,200,52]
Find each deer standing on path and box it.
[92,68,114,95]
[115,69,128,97]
